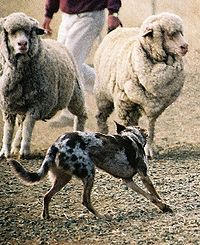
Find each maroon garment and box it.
[45,0,122,18]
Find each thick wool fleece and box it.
[0,12,87,158]
[94,12,187,157]
[0,13,86,122]
[94,14,184,119]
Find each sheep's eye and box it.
[10,30,17,35]
[168,31,177,40]
[172,31,179,37]
[24,30,31,35]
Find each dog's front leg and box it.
[19,113,36,159]
[0,113,16,159]
[122,178,172,213]
[139,172,161,200]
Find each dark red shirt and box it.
[45,0,122,18]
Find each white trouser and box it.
[57,10,105,92]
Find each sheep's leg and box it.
[145,117,158,159]
[19,113,35,159]
[68,80,87,131]
[73,114,87,131]
[11,117,24,156]
[42,173,72,219]
[95,95,114,134]
[122,178,172,213]
[0,114,16,159]
[115,99,141,126]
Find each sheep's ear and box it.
[28,16,44,35]
[141,28,153,37]
[114,121,126,134]
[35,27,45,35]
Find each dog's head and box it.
[115,121,148,148]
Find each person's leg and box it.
[64,10,105,92]
[50,11,105,128]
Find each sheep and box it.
[94,12,188,158]
[0,12,87,159]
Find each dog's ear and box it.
[137,127,148,139]
[114,121,126,134]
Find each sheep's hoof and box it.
[0,150,10,160]
[18,153,31,160]
[11,147,20,156]
[0,153,5,161]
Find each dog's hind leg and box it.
[82,174,102,218]
[122,178,172,213]
[42,173,72,219]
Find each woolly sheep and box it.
[94,12,188,158]
[0,12,87,159]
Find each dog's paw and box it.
[162,204,173,213]
[104,214,113,220]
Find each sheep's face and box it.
[0,12,45,62]
[162,30,188,57]
[7,29,30,56]
[139,12,188,61]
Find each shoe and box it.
[49,114,74,128]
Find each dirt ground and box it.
[0,46,200,244]
[1,1,200,244]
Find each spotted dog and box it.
[9,122,172,219]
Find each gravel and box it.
[0,49,200,245]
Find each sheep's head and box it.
[0,12,45,64]
[139,12,188,62]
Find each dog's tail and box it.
[8,145,58,186]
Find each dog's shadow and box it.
[157,144,200,161]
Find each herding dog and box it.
[9,122,172,219]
